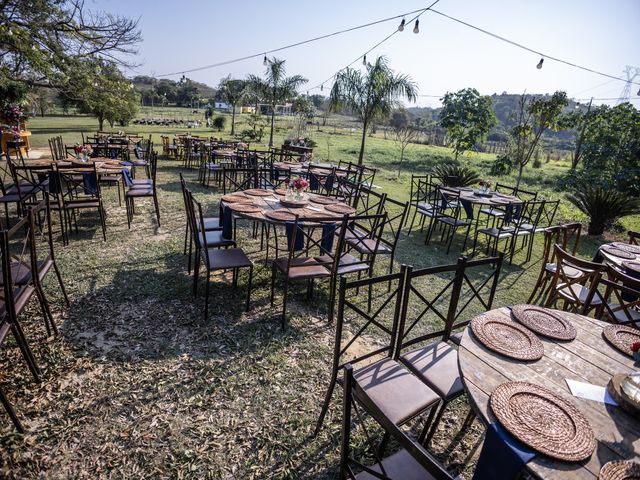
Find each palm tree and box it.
[219,76,246,136]
[329,56,417,165]
[260,57,307,147]
[245,74,266,131]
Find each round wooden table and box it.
[598,242,640,266]
[220,189,353,224]
[458,306,640,479]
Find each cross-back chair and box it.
[594,266,640,326]
[425,188,473,254]
[125,151,160,228]
[406,174,432,234]
[315,265,441,436]
[222,166,258,194]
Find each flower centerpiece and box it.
[74,144,93,162]
[478,179,492,194]
[1,104,28,128]
[292,176,309,201]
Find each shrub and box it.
[212,116,226,132]
[432,163,480,187]
[532,149,542,169]
[490,153,512,175]
[567,185,640,235]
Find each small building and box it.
[258,103,293,116]
[240,106,255,114]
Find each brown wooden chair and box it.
[594,266,640,326]
[190,195,253,320]
[270,215,349,329]
[397,255,502,444]
[426,188,473,254]
[629,231,640,245]
[544,245,606,313]
[339,363,454,480]
[528,223,582,303]
[125,151,160,228]
[48,164,107,244]
[315,266,440,436]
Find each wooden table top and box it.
[598,242,640,267]
[442,186,522,206]
[459,306,639,479]
[21,157,128,173]
[220,189,352,224]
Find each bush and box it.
[532,149,542,169]
[432,163,480,187]
[212,116,226,132]
[566,185,640,235]
[490,153,512,175]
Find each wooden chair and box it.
[306,164,337,196]
[629,231,640,245]
[270,215,349,329]
[528,223,582,303]
[594,266,640,326]
[48,164,107,244]
[221,166,258,194]
[425,188,473,254]
[339,363,454,480]
[125,151,160,228]
[315,266,440,435]
[397,255,502,444]
[406,175,431,234]
[191,197,253,320]
[544,245,606,313]
[478,182,517,227]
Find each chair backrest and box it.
[628,230,640,245]
[545,245,606,311]
[515,186,538,202]
[396,255,502,351]
[597,266,640,325]
[353,186,385,217]
[513,199,546,229]
[306,164,337,196]
[495,182,517,195]
[0,215,31,323]
[49,164,102,206]
[27,200,58,287]
[561,222,582,255]
[340,363,454,480]
[537,199,560,229]
[222,166,257,194]
[378,195,409,253]
[185,190,207,248]
[540,226,564,267]
[409,174,431,207]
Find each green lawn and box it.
[0,109,632,478]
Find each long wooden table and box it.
[458,306,639,479]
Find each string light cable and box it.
[155,6,437,77]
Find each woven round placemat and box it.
[470,313,544,361]
[221,194,252,203]
[228,203,262,214]
[490,381,595,462]
[612,242,640,255]
[274,188,287,196]
[264,210,297,222]
[243,188,273,197]
[325,203,356,214]
[599,460,640,479]
[299,209,331,220]
[623,261,640,274]
[602,324,640,358]
[490,198,511,205]
[601,246,636,260]
[309,195,339,205]
[511,304,577,341]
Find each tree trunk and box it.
[358,121,368,166]
[231,105,236,136]
[516,162,524,189]
[98,116,104,131]
[397,149,405,178]
[269,107,275,147]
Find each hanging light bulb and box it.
[362,55,367,66]
[413,19,420,34]
[8,28,13,36]
[306,91,309,96]
[536,58,544,69]
[320,84,324,92]
[263,54,268,66]
[92,79,98,87]
[398,18,405,32]
[130,82,134,89]
[637,88,640,96]
[31,44,36,50]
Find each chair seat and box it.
[273,257,331,280]
[0,260,53,286]
[355,449,437,480]
[203,247,252,270]
[417,201,434,212]
[199,231,235,248]
[557,284,603,305]
[64,199,100,209]
[126,188,154,197]
[477,226,515,239]
[438,216,471,228]
[401,342,464,400]
[100,175,121,183]
[480,207,506,217]
[346,237,392,255]
[131,178,153,186]
[545,263,583,278]
[607,304,640,325]
[351,358,439,425]
[199,217,222,231]
[315,253,369,275]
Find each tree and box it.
[176,78,199,107]
[1,0,140,89]
[28,86,55,116]
[292,96,315,139]
[66,60,139,130]
[329,56,417,165]
[258,57,307,147]
[212,115,226,132]
[393,124,418,177]
[439,88,496,161]
[219,77,246,136]
[389,109,411,130]
[244,75,265,114]
[509,91,568,187]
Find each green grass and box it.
[0,108,632,478]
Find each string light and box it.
[8,28,12,36]
[413,19,420,34]
[536,58,544,69]
[320,84,323,92]
[398,18,405,31]
[637,88,640,96]
[362,55,367,65]
[263,54,267,66]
